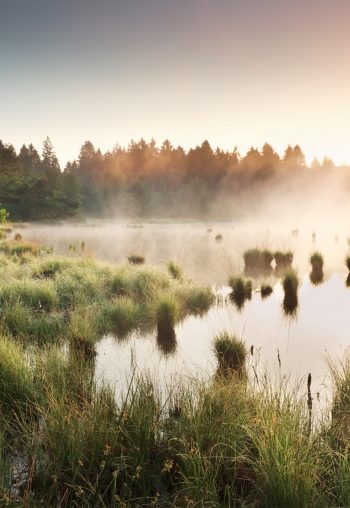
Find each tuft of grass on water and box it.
[310,252,324,285]
[345,256,350,272]
[228,275,252,309]
[244,248,273,273]
[128,254,145,265]
[166,260,183,280]
[184,287,213,315]
[213,332,247,377]
[155,294,179,338]
[274,251,293,270]
[261,284,273,298]
[282,270,299,316]
[310,252,324,272]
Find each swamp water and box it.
[20,221,350,415]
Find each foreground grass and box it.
[0,332,349,506]
[2,244,350,506]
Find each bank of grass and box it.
[0,249,212,345]
[0,332,350,505]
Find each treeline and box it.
[0,137,348,220]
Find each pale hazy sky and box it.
[1,0,350,165]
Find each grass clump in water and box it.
[184,287,213,315]
[244,248,273,274]
[282,270,299,316]
[155,294,179,340]
[128,254,145,265]
[166,260,183,280]
[261,283,273,298]
[310,251,324,285]
[228,275,252,309]
[274,251,293,271]
[213,332,247,377]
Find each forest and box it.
[0,137,348,221]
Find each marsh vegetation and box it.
[0,225,350,505]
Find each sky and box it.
[1,0,350,166]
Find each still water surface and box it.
[21,221,350,411]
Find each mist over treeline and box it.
[1,137,350,221]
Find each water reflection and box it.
[310,269,324,286]
[156,328,177,356]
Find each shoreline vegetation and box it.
[0,239,349,505]
[1,137,349,222]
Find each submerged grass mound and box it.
[213,332,247,377]
[244,248,273,273]
[310,251,324,272]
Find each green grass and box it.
[310,251,324,272]
[213,332,247,377]
[228,275,252,309]
[0,251,211,348]
[0,330,349,505]
[166,260,183,280]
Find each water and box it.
[19,220,350,411]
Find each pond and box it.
[20,220,350,413]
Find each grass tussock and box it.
[228,275,252,309]
[244,248,273,273]
[261,283,273,298]
[213,332,247,377]
[166,260,183,280]
[274,250,293,271]
[310,251,324,272]
[310,251,324,285]
[282,270,299,316]
[127,254,145,265]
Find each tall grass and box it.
[0,335,349,505]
